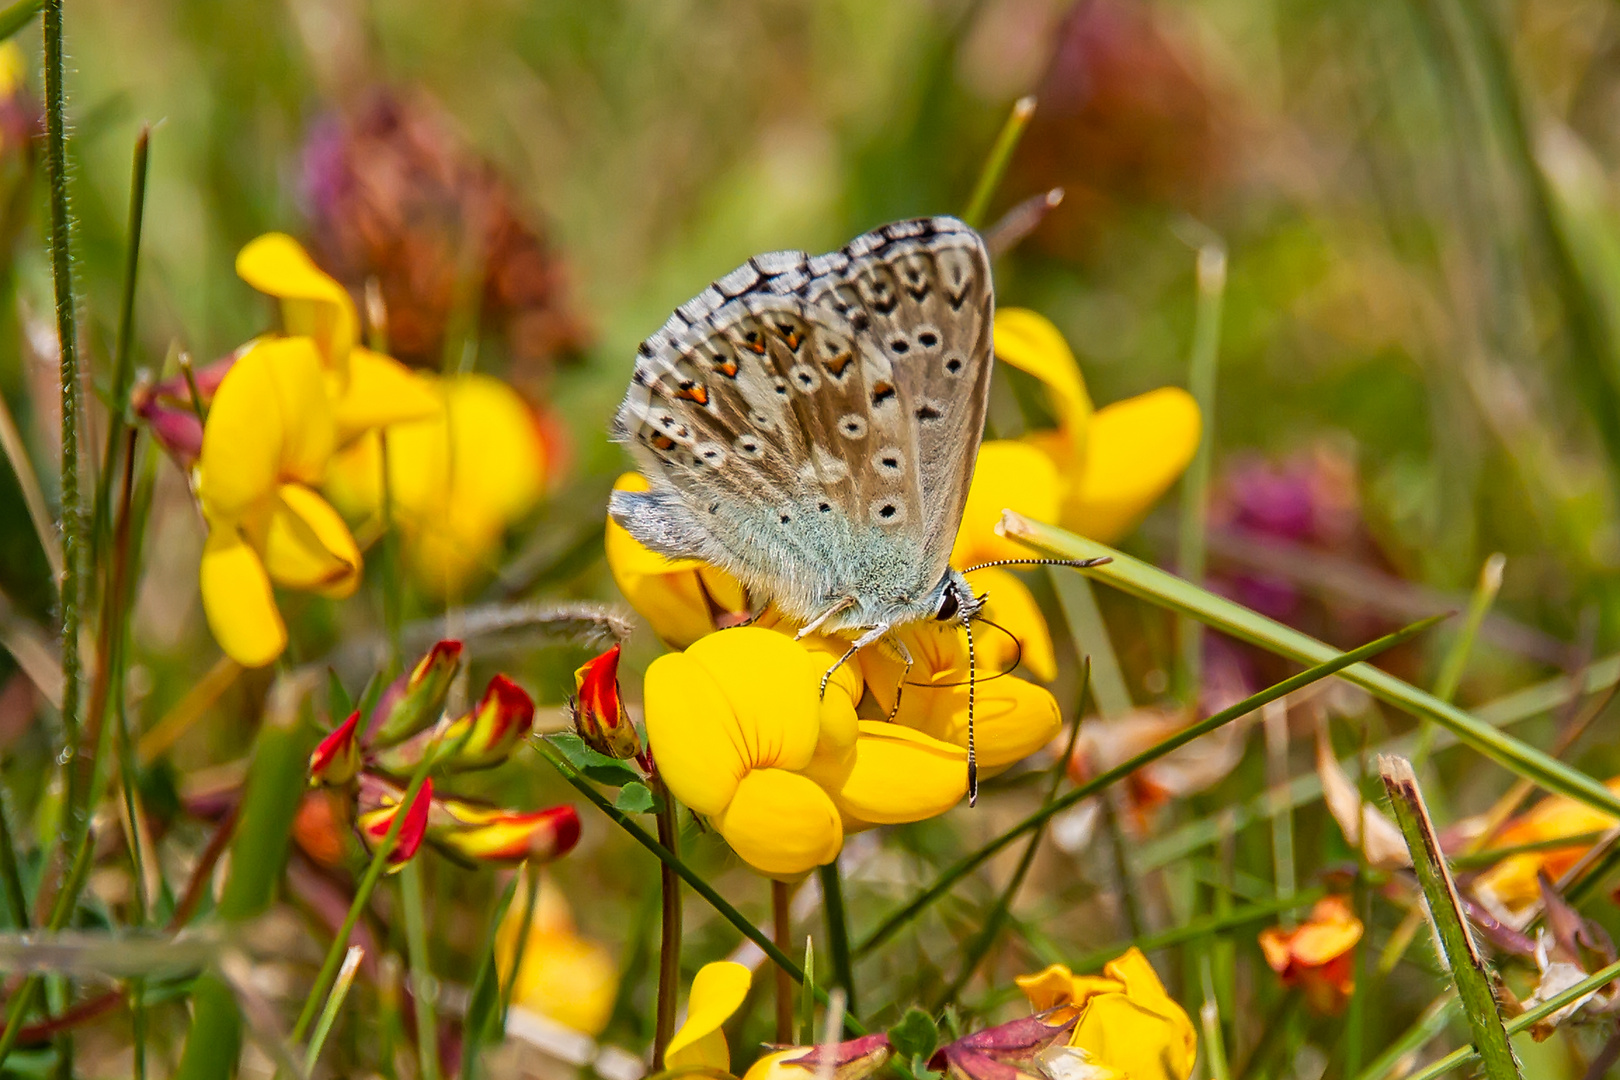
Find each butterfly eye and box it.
[935,588,960,621]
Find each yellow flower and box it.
[495,874,619,1037]
[643,628,968,878]
[666,961,752,1070]
[325,374,549,595]
[605,473,750,649]
[956,308,1201,556]
[1258,896,1363,1015]
[196,338,361,666]
[1475,777,1620,912]
[1016,949,1197,1080]
[236,233,440,443]
[859,623,1062,778]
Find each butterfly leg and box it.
[818,623,890,699]
[796,597,856,641]
[882,633,914,721]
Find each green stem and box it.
[401,859,440,1080]
[653,781,681,1069]
[1381,757,1519,1079]
[498,864,539,1025]
[303,946,363,1075]
[817,861,855,1016]
[1175,243,1226,700]
[1402,960,1620,1080]
[537,742,867,1035]
[771,880,792,1045]
[962,96,1035,229]
[854,617,1439,956]
[1066,889,1325,974]
[91,126,150,567]
[1412,553,1504,771]
[0,818,97,1062]
[42,0,84,851]
[0,787,29,930]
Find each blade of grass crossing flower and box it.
[174,673,319,1080]
[498,862,539,1025]
[1048,568,1131,716]
[1412,553,1505,773]
[798,936,815,1045]
[961,96,1035,229]
[1176,243,1226,701]
[458,873,519,1080]
[1402,958,1620,1080]
[1380,757,1520,1079]
[1264,702,1295,916]
[401,860,441,1080]
[1002,514,1620,819]
[855,616,1441,957]
[91,127,150,566]
[936,659,1091,1008]
[303,946,363,1076]
[536,739,868,1035]
[1352,995,1458,1080]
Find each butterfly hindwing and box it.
[611,216,993,626]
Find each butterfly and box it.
[610,216,1100,800]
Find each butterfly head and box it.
[931,569,984,626]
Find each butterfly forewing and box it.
[612,216,994,627]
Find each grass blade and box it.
[1176,242,1226,699]
[302,946,362,1075]
[1380,757,1519,1079]
[854,614,1440,957]
[1001,513,1620,819]
[961,96,1035,229]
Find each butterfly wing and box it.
[611,216,993,625]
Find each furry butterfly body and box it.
[610,216,994,641]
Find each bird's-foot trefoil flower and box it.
[325,372,553,596]
[1474,777,1620,915]
[356,774,433,870]
[428,799,581,865]
[643,628,969,878]
[1258,895,1363,1014]
[1016,949,1197,1080]
[665,961,752,1070]
[495,874,619,1037]
[743,1034,893,1080]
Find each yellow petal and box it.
[994,309,1093,436]
[1072,949,1197,1080]
[605,472,747,649]
[951,441,1062,567]
[666,961,752,1070]
[199,526,286,668]
[258,484,361,598]
[975,568,1056,683]
[797,631,864,761]
[715,767,844,879]
[643,650,750,817]
[868,625,1062,775]
[443,374,547,525]
[1066,387,1201,543]
[236,233,357,371]
[330,348,442,445]
[742,1050,806,1080]
[687,628,824,772]
[804,721,966,826]
[199,337,335,519]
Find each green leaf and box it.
[613,782,659,815]
[1003,513,1620,819]
[326,667,353,725]
[1380,757,1520,1080]
[888,1007,940,1062]
[547,733,643,788]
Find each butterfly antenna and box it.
[962,603,978,806]
[961,556,1112,574]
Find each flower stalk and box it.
[772,879,793,1044]
[653,774,681,1068]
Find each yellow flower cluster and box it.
[191,234,551,665]
[609,310,1201,879]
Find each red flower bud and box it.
[428,799,580,865]
[377,674,535,774]
[571,644,641,760]
[370,640,463,747]
[357,774,433,870]
[308,710,362,786]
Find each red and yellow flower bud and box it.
[370,640,463,747]
[308,710,362,786]
[428,798,581,865]
[571,644,642,760]
[357,774,433,870]
[376,674,535,773]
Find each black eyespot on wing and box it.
[850,310,870,332]
[780,514,791,524]
[879,504,897,519]
[818,502,831,512]
[871,382,896,406]
[916,403,942,422]
[917,330,938,348]
[889,337,910,355]
[945,357,963,374]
